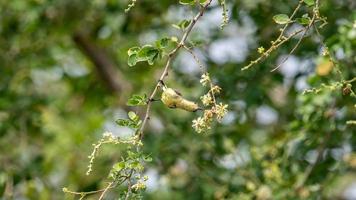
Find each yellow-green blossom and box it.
[200,73,211,86]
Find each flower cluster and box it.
[192,73,228,133]
[132,181,146,192]
[200,72,211,86]
[214,102,228,122]
[200,93,213,106]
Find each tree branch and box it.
[137,0,213,140]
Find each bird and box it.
[159,81,201,112]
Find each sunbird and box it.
[160,81,201,112]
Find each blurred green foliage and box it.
[0,0,355,199]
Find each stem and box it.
[241,0,315,71]
[271,8,317,72]
[138,0,213,140]
[345,77,356,84]
[182,45,217,106]
[98,181,115,200]
[242,28,306,71]
[124,170,134,200]
[276,0,304,42]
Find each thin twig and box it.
[242,28,306,71]
[64,185,114,196]
[271,10,317,72]
[124,180,132,200]
[98,181,115,200]
[313,22,344,81]
[64,174,130,199]
[182,45,217,106]
[241,0,308,71]
[345,77,356,84]
[124,170,134,200]
[275,0,304,42]
[182,45,204,70]
[138,0,213,140]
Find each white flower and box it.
[211,85,222,94]
[200,93,213,106]
[132,181,146,191]
[214,103,228,122]
[103,131,115,139]
[200,73,210,86]
[192,117,206,133]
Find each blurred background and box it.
[0,0,355,199]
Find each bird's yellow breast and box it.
[161,88,199,112]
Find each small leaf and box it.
[115,119,130,127]
[128,54,138,67]
[127,150,138,159]
[128,47,140,56]
[303,0,315,6]
[127,47,141,66]
[127,94,147,106]
[172,19,191,30]
[146,50,160,65]
[138,45,155,57]
[162,37,177,48]
[116,117,140,129]
[273,14,291,24]
[157,38,170,48]
[128,111,138,121]
[127,45,161,66]
[296,17,310,25]
[112,162,126,172]
[139,45,161,65]
[179,0,195,5]
[130,160,144,171]
[144,155,152,162]
[171,36,178,43]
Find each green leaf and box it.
[303,0,315,6]
[112,162,125,172]
[156,37,177,49]
[144,155,152,162]
[127,150,139,159]
[146,50,160,65]
[128,111,138,121]
[138,45,161,65]
[116,111,141,129]
[130,160,144,171]
[108,162,126,179]
[127,45,161,66]
[273,14,291,24]
[138,45,155,57]
[127,94,147,106]
[172,19,191,30]
[115,119,130,127]
[179,0,195,5]
[127,46,141,67]
[296,17,310,25]
[157,38,170,48]
[116,118,140,129]
[128,47,140,56]
[128,54,138,67]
